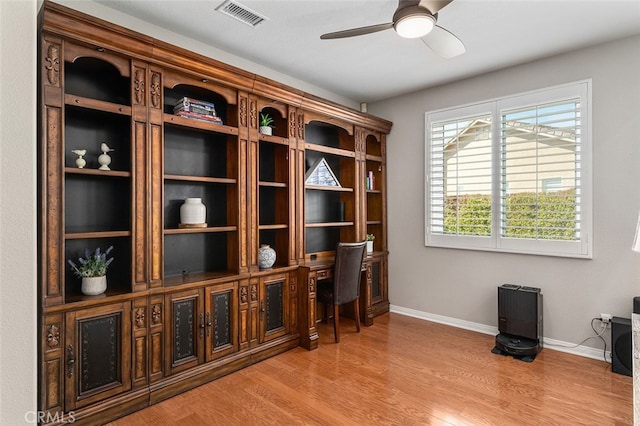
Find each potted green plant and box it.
[68,246,114,295]
[259,112,274,136]
[366,234,375,253]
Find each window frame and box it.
[424,80,592,259]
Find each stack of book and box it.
[174,97,223,124]
[366,170,375,190]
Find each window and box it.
[425,81,591,258]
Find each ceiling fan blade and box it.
[421,25,465,58]
[418,0,453,15]
[320,22,394,40]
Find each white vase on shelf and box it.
[258,244,276,269]
[180,198,206,225]
[81,275,107,296]
[259,126,272,136]
[366,241,373,253]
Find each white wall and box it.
[371,35,640,353]
[0,0,38,424]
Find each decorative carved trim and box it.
[135,307,146,328]
[240,286,248,304]
[297,112,304,139]
[309,277,316,293]
[134,68,145,105]
[289,111,296,138]
[290,275,297,293]
[250,100,257,129]
[151,304,162,325]
[47,324,60,349]
[45,43,60,86]
[250,284,257,302]
[239,97,247,127]
[150,72,161,109]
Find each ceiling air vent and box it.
[216,0,268,28]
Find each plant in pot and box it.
[259,112,274,136]
[366,234,375,253]
[68,246,114,295]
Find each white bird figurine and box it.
[71,149,87,168]
[100,143,114,154]
[98,142,114,171]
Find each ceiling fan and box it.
[320,0,465,59]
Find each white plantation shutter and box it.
[428,115,493,236]
[500,100,581,241]
[425,81,591,258]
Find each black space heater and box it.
[492,284,543,361]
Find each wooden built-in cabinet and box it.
[37,1,391,424]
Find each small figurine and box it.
[71,149,87,169]
[98,142,114,171]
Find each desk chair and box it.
[316,241,367,342]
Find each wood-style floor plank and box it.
[109,313,632,425]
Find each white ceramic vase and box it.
[180,198,206,224]
[366,240,373,253]
[258,244,276,269]
[259,126,272,136]
[82,275,107,296]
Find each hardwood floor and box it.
[109,313,632,425]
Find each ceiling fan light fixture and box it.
[394,9,435,38]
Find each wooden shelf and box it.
[164,174,236,184]
[259,181,287,188]
[65,167,131,178]
[65,230,131,239]
[259,224,288,230]
[164,226,237,235]
[164,113,238,135]
[305,221,354,228]
[304,142,355,159]
[366,189,382,194]
[258,134,289,146]
[65,94,131,116]
[305,185,353,192]
[163,270,238,288]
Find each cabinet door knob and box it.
[67,345,75,378]
[206,312,212,337]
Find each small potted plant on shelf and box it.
[259,112,274,136]
[68,246,114,296]
[366,234,375,253]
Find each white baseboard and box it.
[389,304,611,363]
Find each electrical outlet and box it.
[600,313,612,324]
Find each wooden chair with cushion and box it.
[316,241,367,342]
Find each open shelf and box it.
[64,236,132,299]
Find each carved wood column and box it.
[41,34,64,307]
[297,267,318,350]
[148,66,163,288]
[132,60,149,292]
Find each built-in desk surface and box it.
[298,252,388,350]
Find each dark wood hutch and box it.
[38,1,392,424]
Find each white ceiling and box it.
[96,0,640,103]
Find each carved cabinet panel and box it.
[64,302,132,410]
[259,273,289,343]
[204,282,239,361]
[164,289,203,376]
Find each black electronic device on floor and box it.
[611,316,632,376]
[492,284,543,362]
